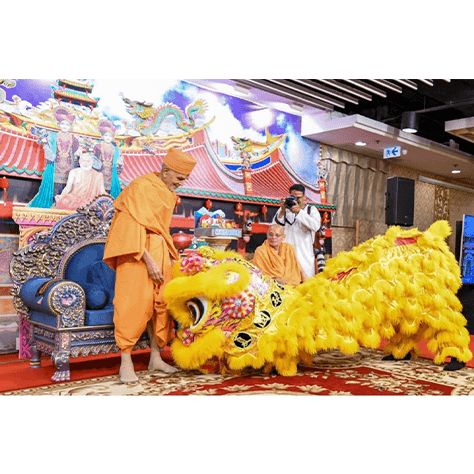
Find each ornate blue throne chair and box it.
[10,195,149,382]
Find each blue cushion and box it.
[85,306,114,325]
[88,260,116,300]
[64,243,106,286]
[82,284,109,310]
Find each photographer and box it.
[272,184,321,279]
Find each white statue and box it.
[55,151,106,210]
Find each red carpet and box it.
[2,347,473,396]
[152,364,455,395]
[0,348,161,393]
[1,338,473,394]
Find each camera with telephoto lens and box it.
[284,196,298,209]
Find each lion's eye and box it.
[186,297,207,328]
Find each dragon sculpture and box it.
[231,128,286,160]
[164,221,472,375]
[120,93,207,136]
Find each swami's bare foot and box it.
[148,351,179,373]
[147,322,180,373]
[119,352,139,383]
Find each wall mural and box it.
[0,79,325,212]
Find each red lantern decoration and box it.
[0,176,11,217]
[0,202,13,218]
[234,202,243,218]
[205,199,212,210]
[172,231,193,253]
[175,195,181,212]
[0,177,9,189]
[261,205,267,220]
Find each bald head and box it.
[267,224,285,250]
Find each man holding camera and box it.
[272,184,321,279]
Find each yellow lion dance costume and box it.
[164,221,472,375]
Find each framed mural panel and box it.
[0,79,326,209]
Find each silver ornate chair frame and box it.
[10,195,149,381]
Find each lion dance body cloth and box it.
[164,221,472,375]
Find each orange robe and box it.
[103,173,179,353]
[251,240,302,287]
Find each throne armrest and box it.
[20,277,86,328]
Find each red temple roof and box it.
[0,126,45,178]
[0,122,335,211]
[120,130,335,210]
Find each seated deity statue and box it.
[55,150,107,210]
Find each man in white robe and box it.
[272,184,321,279]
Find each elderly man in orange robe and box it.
[104,147,197,383]
[251,224,306,287]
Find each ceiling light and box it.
[268,79,344,108]
[233,79,333,111]
[344,80,387,97]
[368,79,403,93]
[318,80,372,101]
[393,79,418,90]
[401,111,419,133]
[355,141,366,146]
[452,164,461,174]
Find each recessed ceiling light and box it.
[355,141,366,146]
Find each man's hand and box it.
[142,248,164,284]
[278,199,286,218]
[146,260,164,284]
[289,203,300,214]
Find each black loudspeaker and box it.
[385,177,414,226]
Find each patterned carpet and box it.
[2,348,473,396]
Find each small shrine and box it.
[51,79,99,109]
